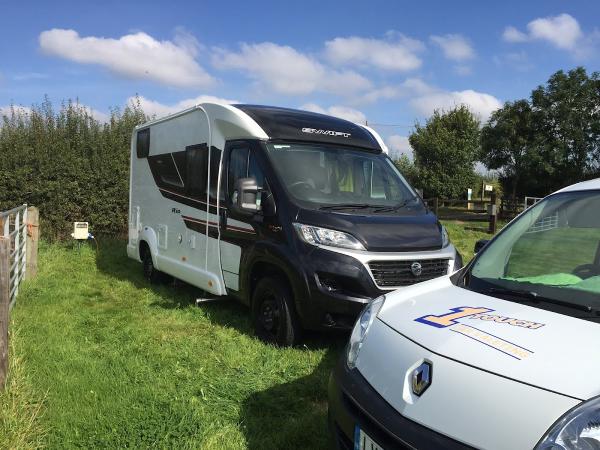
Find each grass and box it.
[0,220,488,449]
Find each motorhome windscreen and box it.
[265,142,417,209]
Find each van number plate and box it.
[355,427,383,450]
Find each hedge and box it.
[0,97,147,240]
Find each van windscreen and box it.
[265,142,417,210]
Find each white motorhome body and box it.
[128,104,460,345]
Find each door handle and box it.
[220,208,228,230]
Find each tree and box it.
[479,67,600,197]
[409,105,480,198]
[393,154,419,188]
[531,67,600,188]
[481,100,538,199]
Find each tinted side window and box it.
[186,144,209,198]
[227,146,265,201]
[228,147,249,195]
[148,154,184,189]
[136,128,150,158]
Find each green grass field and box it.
[0,221,488,449]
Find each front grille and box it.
[369,259,449,288]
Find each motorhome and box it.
[127,104,461,345]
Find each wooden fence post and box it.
[25,206,39,280]
[0,237,9,389]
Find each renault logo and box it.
[411,262,423,277]
[411,361,432,396]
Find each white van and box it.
[329,178,600,449]
[127,103,461,345]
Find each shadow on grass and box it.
[93,238,349,351]
[240,343,345,450]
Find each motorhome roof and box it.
[134,103,385,152]
[233,104,381,151]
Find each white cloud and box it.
[386,135,413,160]
[430,34,475,61]
[300,103,366,124]
[212,42,371,96]
[410,88,502,122]
[324,35,425,71]
[493,51,533,72]
[130,95,238,119]
[528,13,582,50]
[358,77,433,104]
[502,14,585,52]
[502,26,529,43]
[39,28,215,88]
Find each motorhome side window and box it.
[227,147,264,202]
[136,128,150,158]
[186,144,209,198]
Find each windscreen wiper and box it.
[372,196,419,213]
[484,287,594,313]
[319,203,386,211]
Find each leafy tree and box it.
[480,67,600,198]
[409,105,480,198]
[531,67,600,189]
[393,154,419,188]
[481,100,539,199]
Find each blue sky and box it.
[1,0,599,157]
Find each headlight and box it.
[293,223,365,251]
[441,225,449,248]
[347,295,385,369]
[536,396,600,449]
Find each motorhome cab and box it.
[329,178,600,449]
[127,104,461,345]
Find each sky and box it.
[1,0,599,159]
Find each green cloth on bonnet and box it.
[504,273,600,294]
[504,273,582,286]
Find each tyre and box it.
[252,276,301,346]
[141,246,169,284]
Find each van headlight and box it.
[347,295,385,369]
[441,225,449,248]
[293,223,365,251]
[536,396,600,449]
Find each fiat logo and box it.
[411,262,423,277]
[412,361,432,396]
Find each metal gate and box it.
[1,204,28,308]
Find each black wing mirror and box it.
[474,239,490,254]
[232,177,261,215]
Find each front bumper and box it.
[328,356,472,450]
[297,245,458,331]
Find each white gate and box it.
[1,205,28,308]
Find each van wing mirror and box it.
[233,177,261,214]
[474,239,490,254]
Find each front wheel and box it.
[252,277,301,346]
[141,247,169,284]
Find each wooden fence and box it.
[424,196,535,234]
[0,205,39,389]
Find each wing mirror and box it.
[232,177,261,215]
[474,239,490,254]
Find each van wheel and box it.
[141,247,167,284]
[252,277,301,347]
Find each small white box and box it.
[73,222,89,240]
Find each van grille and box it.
[368,259,449,288]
